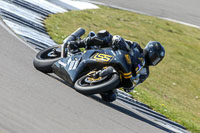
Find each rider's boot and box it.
[100,89,118,102]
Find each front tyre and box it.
[33,45,61,73]
[74,67,120,95]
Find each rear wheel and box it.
[74,67,120,95]
[33,45,61,73]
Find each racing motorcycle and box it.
[33,28,140,95]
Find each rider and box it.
[67,30,165,102]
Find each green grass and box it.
[44,6,200,132]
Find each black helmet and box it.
[143,41,165,66]
[97,30,113,46]
[112,35,130,51]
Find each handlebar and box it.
[63,28,85,44]
[71,27,86,38]
[61,28,86,57]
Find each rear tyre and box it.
[33,45,61,73]
[74,67,120,95]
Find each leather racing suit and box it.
[66,31,149,93]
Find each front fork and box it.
[61,42,67,58]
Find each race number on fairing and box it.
[91,53,113,62]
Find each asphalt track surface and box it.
[92,0,200,27]
[1,0,195,132]
[0,19,172,133]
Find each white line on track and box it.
[159,17,200,29]
[0,19,38,53]
[80,0,200,29]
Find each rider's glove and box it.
[67,41,78,50]
[83,36,103,49]
[67,41,80,54]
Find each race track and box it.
[0,19,171,133]
[0,0,195,132]
[92,0,200,27]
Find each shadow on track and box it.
[89,95,176,133]
[47,73,186,133]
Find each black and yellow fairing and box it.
[52,48,134,87]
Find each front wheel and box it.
[74,67,120,95]
[33,45,61,73]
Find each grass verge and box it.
[44,5,200,132]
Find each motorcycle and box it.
[33,28,138,95]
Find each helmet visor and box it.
[152,57,161,65]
